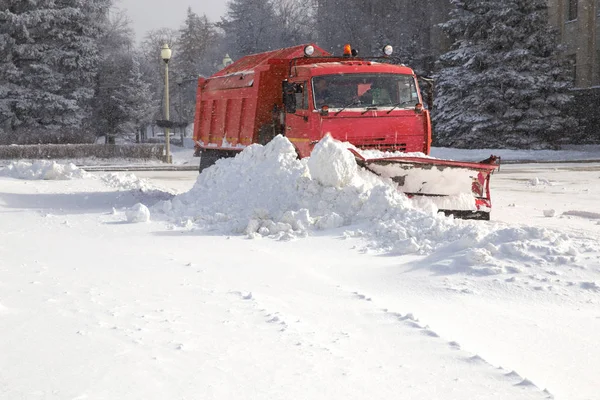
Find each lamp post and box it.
[176,77,184,137]
[161,43,172,163]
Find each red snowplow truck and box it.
[193,44,500,220]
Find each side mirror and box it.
[283,81,297,114]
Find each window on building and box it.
[567,0,578,21]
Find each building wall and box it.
[548,0,599,87]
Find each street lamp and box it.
[222,54,233,69]
[161,43,172,163]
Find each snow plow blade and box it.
[349,149,501,220]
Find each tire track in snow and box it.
[227,286,551,398]
[227,290,337,356]
[347,289,553,399]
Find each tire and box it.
[199,149,220,173]
[198,149,239,173]
[258,124,275,145]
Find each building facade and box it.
[548,0,599,87]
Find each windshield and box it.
[312,73,419,110]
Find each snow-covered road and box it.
[1,146,599,400]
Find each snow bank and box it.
[101,172,160,192]
[155,134,420,238]
[100,172,175,203]
[0,160,90,180]
[156,135,599,275]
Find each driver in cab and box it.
[314,78,332,108]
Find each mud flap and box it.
[349,149,500,220]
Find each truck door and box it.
[284,81,311,157]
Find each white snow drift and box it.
[0,160,90,180]
[154,135,598,278]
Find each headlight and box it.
[304,45,315,56]
[383,45,393,56]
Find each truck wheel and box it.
[199,149,220,173]
[199,149,240,173]
[258,124,275,145]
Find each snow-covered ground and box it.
[1,137,599,400]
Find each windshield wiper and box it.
[386,101,412,114]
[361,106,378,115]
[334,99,362,116]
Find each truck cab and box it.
[281,60,431,158]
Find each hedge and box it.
[0,144,165,160]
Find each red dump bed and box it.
[193,45,330,150]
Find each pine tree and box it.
[219,0,279,58]
[173,7,222,122]
[0,0,110,142]
[316,0,370,53]
[176,8,219,78]
[92,11,157,144]
[273,0,315,48]
[93,51,132,144]
[433,0,575,149]
[113,57,157,139]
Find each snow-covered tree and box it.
[272,0,315,48]
[433,0,576,149]
[93,51,133,144]
[92,10,157,144]
[113,58,157,141]
[219,0,280,58]
[176,8,219,78]
[314,0,435,69]
[0,0,110,142]
[316,0,370,53]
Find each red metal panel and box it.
[318,112,428,153]
[213,44,329,78]
[208,100,217,144]
[239,97,252,145]
[205,73,255,91]
[197,100,212,144]
[193,78,206,145]
[216,99,227,140]
[223,98,232,145]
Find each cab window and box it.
[294,82,308,110]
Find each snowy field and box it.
[1,137,599,400]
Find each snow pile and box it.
[101,172,162,192]
[156,134,422,238]
[306,137,357,187]
[156,135,598,275]
[528,177,553,186]
[100,172,175,203]
[126,203,150,223]
[0,160,90,180]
